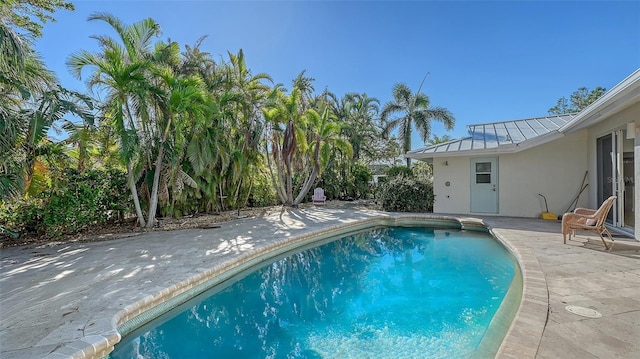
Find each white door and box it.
[470,157,498,213]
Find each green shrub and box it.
[0,198,45,234]
[386,165,414,178]
[248,171,279,207]
[377,176,434,212]
[0,168,130,238]
[351,163,373,199]
[411,161,433,181]
[318,162,373,201]
[42,168,130,235]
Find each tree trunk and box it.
[121,97,146,227]
[233,176,243,215]
[147,113,173,228]
[292,139,321,206]
[285,163,293,205]
[218,182,226,211]
[127,162,146,228]
[265,136,287,204]
[293,165,318,206]
[282,121,296,206]
[146,142,164,228]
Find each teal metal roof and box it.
[407,113,576,156]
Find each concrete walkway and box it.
[1,206,639,358]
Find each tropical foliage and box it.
[386,165,414,179]
[0,168,129,237]
[427,134,452,145]
[1,0,77,200]
[381,83,455,167]
[548,86,606,115]
[378,176,434,213]
[2,7,453,238]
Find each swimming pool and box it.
[110,225,518,358]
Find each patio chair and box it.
[312,187,326,205]
[561,195,616,250]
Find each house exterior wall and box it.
[433,157,471,214]
[431,131,589,217]
[499,130,588,217]
[586,103,640,239]
[636,124,639,241]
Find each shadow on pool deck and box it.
[1,205,639,358]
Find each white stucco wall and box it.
[431,130,589,217]
[499,130,588,217]
[432,157,471,214]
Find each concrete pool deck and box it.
[1,205,639,358]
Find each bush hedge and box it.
[386,165,414,178]
[0,168,130,237]
[377,176,434,212]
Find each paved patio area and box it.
[1,205,639,358]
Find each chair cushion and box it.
[586,218,597,226]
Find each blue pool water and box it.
[111,226,516,359]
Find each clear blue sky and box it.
[36,0,640,149]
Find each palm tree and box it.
[263,88,304,205]
[172,40,231,213]
[337,93,380,161]
[177,36,217,78]
[427,134,452,146]
[0,0,71,94]
[223,49,273,211]
[0,0,75,201]
[67,12,162,227]
[21,86,94,194]
[264,88,351,206]
[0,24,57,200]
[291,70,315,111]
[147,66,209,225]
[89,124,121,169]
[320,92,380,199]
[296,101,352,204]
[381,83,454,167]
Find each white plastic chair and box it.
[312,187,326,205]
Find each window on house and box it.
[475,162,492,183]
[475,162,491,172]
[476,174,491,183]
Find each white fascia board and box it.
[559,68,640,133]
[405,131,565,159]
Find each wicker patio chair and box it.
[561,195,617,250]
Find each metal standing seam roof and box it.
[408,113,577,155]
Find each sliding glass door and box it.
[597,129,635,230]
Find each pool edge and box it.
[489,224,549,359]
